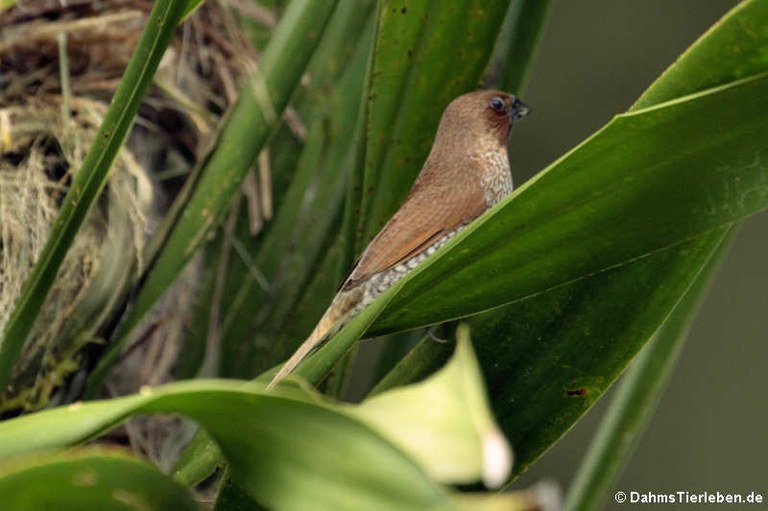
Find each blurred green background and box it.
[508,0,768,506]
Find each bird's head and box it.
[437,90,530,149]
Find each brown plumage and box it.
[268,90,529,387]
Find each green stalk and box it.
[0,1,190,392]
[563,227,735,511]
[486,0,551,93]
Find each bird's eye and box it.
[489,96,506,113]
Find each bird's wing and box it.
[345,180,485,288]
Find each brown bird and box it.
[269,90,529,387]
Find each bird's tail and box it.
[267,287,362,388]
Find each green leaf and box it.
[353,325,511,488]
[632,0,768,110]
[375,228,730,470]
[171,427,225,487]
[382,1,768,469]
[0,0,190,393]
[562,229,733,511]
[485,0,552,92]
[181,0,205,19]
[0,448,201,511]
[0,380,452,510]
[215,325,522,510]
[1,332,517,511]
[85,0,340,393]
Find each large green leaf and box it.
[0,449,201,511]
[633,3,768,110]
[373,228,730,465]
[554,15,768,493]
[0,333,513,511]
[214,325,516,511]
[563,229,732,511]
[0,380,452,510]
[0,0,192,393]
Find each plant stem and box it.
[485,0,552,93]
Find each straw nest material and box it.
[0,99,153,411]
[0,0,256,418]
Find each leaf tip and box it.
[482,427,513,489]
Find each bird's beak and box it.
[509,97,530,123]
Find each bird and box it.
[268,90,529,387]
